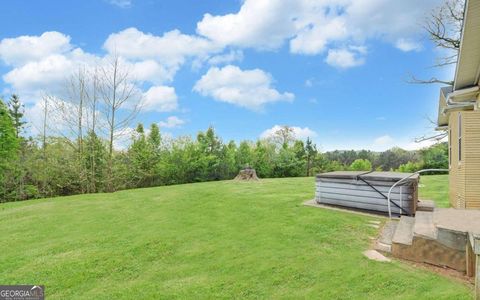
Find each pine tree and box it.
[128,123,158,187]
[147,123,162,185]
[83,131,107,192]
[0,99,19,200]
[305,138,317,176]
[7,95,27,199]
[7,94,26,138]
[148,123,161,151]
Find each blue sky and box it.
[0,0,451,151]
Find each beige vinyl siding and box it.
[449,103,480,209]
[449,111,466,208]
[464,109,480,208]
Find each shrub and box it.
[349,159,372,171]
[396,161,422,173]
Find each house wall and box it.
[449,94,480,209]
[464,96,480,209]
[449,111,465,208]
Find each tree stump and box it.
[235,168,259,181]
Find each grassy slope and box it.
[419,175,450,208]
[0,177,470,299]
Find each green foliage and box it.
[252,140,275,177]
[23,185,40,199]
[29,137,83,197]
[128,124,159,187]
[396,161,422,173]
[148,123,161,151]
[7,94,26,138]
[304,138,317,176]
[236,140,253,169]
[273,146,303,177]
[420,142,448,170]
[83,131,107,192]
[349,159,372,171]
[375,147,416,171]
[0,104,451,203]
[0,99,20,200]
[325,160,346,172]
[0,99,19,163]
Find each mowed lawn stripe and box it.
[0,177,471,299]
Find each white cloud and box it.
[3,55,72,91]
[102,27,232,83]
[305,78,313,87]
[159,116,185,128]
[103,27,220,68]
[325,47,365,68]
[0,33,100,102]
[142,86,178,112]
[196,0,439,66]
[23,95,97,137]
[2,48,101,102]
[193,65,294,111]
[0,31,72,66]
[208,50,244,65]
[373,135,395,147]
[112,126,137,150]
[131,60,174,84]
[260,125,317,140]
[395,38,423,52]
[370,134,441,151]
[24,98,54,135]
[0,28,206,106]
[107,0,132,8]
[197,0,299,50]
[290,17,348,55]
[321,133,447,152]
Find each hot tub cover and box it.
[316,171,419,183]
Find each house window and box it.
[458,113,462,162]
[449,128,452,167]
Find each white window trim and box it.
[449,127,452,168]
[458,113,462,163]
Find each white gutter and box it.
[443,104,475,114]
[435,125,448,131]
[442,86,479,114]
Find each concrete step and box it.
[390,208,478,274]
[414,211,437,240]
[417,199,435,212]
[392,216,415,246]
[375,220,398,253]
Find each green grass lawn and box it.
[0,177,471,299]
[418,174,450,208]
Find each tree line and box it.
[0,57,448,202]
[1,91,448,202]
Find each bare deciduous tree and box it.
[49,68,92,192]
[273,125,295,147]
[410,0,465,85]
[98,55,142,191]
[40,95,50,196]
[86,68,100,193]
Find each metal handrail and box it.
[387,169,449,218]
